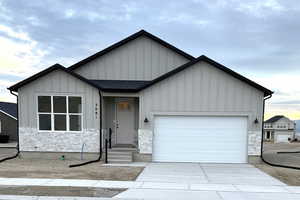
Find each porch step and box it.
[106,150,133,163]
[110,147,137,152]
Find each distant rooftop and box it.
[0,102,17,119]
[265,115,285,123]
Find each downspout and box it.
[69,90,103,167]
[261,94,300,170]
[0,91,20,163]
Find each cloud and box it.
[158,13,210,26]
[64,9,75,18]
[272,100,300,105]
[0,24,31,41]
[0,24,48,77]
[0,79,17,102]
[265,103,300,120]
[236,0,286,17]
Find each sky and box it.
[0,0,299,120]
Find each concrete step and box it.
[106,150,133,163]
[110,147,137,152]
[107,153,132,158]
[107,150,133,155]
[108,158,132,163]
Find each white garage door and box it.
[153,116,248,163]
[275,134,289,143]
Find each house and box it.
[0,102,17,143]
[264,115,296,143]
[8,30,273,163]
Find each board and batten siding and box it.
[74,36,190,80]
[18,69,100,152]
[139,61,264,156]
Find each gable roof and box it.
[68,30,195,71]
[8,64,101,92]
[8,55,273,96]
[0,102,17,120]
[89,80,151,93]
[265,115,285,123]
[139,55,273,97]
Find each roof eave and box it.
[139,55,273,96]
[0,110,17,120]
[7,64,103,92]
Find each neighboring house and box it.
[264,115,296,143]
[8,30,273,163]
[0,102,17,142]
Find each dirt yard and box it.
[255,142,300,186]
[255,163,300,186]
[0,158,144,181]
[0,186,125,197]
[264,142,300,152]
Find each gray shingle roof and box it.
[265,115,284,123]
[89,80,151,92]
[0,102,17,119]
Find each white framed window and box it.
[37,95,82,132]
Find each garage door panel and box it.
[153,116,248,163]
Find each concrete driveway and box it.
[136,163,284,185]
[115,162,300,200]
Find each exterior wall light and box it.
[144,117,149,123]
[254,118,259,124]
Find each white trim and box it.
[150,111,252,117]
[0,110,17,120]
[37,94,83,133]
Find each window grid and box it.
[37,95,83,132]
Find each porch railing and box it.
[108,128,112,149]
[105,137,108,163]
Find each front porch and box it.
[102,96,140,163]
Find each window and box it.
[265,124,273,128]
[38,95,82,131]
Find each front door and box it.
[115,98,135,145]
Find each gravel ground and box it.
[263,142,300,152]
[0,152,143,181]
[262,142,300,168]
[0,186,125,197]
[255,163,300,186]
[254,142,300,186]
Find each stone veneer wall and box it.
[247,131,262,155]
[138,129,262,156]
[138,129,153,154]
[19,128,99,152]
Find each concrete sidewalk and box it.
[0,177,300,199]
[0,163,299,199]
[0,177,299,193]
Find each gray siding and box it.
[139,61,264,155]
[0,112,17,141]
[18,69,100,152]
[74,36,189,80]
